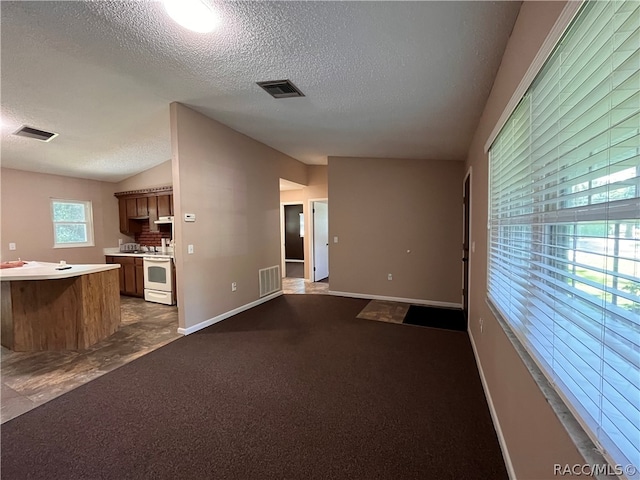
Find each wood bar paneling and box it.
[1,282,14,348]
[78,270,120,349]
[10,277,79,350]
[1,269,121,351]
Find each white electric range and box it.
[143,254,174,305]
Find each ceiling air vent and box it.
[13,125,58,142]
[256,79,305,99]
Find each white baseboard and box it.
[177,291,284,335]
[468,330,516,480]
[328,290,462,309]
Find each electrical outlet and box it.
[231,282,237,292]
[387,273,393,281]
[187,244,194,254]
[479,317,484,333]
[9,243,16,251]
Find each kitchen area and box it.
[106,186,177,306]
[0,168,181,423]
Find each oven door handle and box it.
[143,257,171,262]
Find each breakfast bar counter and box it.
[1,262,121,351]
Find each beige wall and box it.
[280,165,328,279]
[170,102,307,330]
[465,1,585,478]
[328,156,464,305]
[116,159,172,192]
[0,168,120,263]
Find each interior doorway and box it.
[278,178,330,295]
[282,203,305,278]
[462,169,471,324]
[311,200,329,282]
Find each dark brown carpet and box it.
[1,295,507,480]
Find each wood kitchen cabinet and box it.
[115,187,173,236]
[105,256,144,297]
[118,199,128,233]
[147,196,158,231]
[126,198,137,218]
[157,194,173,217]
[136,197,148,217]
[119,197,144,235]
[135,258,144,296]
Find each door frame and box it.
[280,201,305,278]
[462,167,472,328]
[308,198,329,283]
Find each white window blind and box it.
[488,0,639,474]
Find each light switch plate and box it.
[187,244,194,254]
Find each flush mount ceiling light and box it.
[163,0,220,33]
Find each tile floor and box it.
[282,276,412,324]
[356,299,410,324]
[1,296,179,423]
[282,276,330,294]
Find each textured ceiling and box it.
[0,1,521,182]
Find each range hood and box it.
[154,216,174,225]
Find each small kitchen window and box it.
[51,199,94,248]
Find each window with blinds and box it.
[488,0,639,474]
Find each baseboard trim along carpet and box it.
[469,330,516,480]
[328,290,463,309]
[177,291,284,335]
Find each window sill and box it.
[53,243,95,249]
[484,297,619,480]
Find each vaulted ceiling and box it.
[1,1,521,182]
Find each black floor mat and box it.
[403,305,467,331]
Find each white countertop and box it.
[103,248,173,258]
[106,252,173,259]
[0,261,120,281]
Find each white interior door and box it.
[313,201,329,281]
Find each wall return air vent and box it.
[13,125,58,142]
[256,80,305,99]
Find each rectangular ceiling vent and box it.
[256,80,305,99]
[13,125,58,142]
